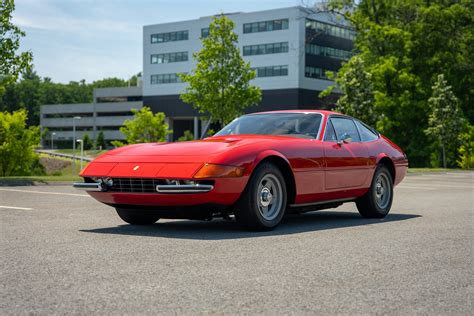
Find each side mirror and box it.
[337,133,352,145]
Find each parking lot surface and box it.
[1,172,473,314]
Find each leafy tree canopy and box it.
[180,15,261,126]
[320,0,474,166]
[112,107,171,147]
[0,0,33,95]
[425,74,466,168]
[0,109,40,176]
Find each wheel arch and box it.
[251,151,296,205]
[377,155,396,183]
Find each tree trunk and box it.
[441,143,446,169]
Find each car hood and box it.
[80,135,298,178]
[106,137,244,157]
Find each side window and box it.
[331,117,361,142]
[324,119,338,142]
[355,120,379,142]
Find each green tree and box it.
[180,15,261,126]
[92,77,128,88]
[457,125,474,169]
[0,0,33,95]
[177,130,194,142]
[425,74,466,168]
[319,0,474,166]
[0,109,40,176]
[113,107,171,147]
[82,133,93,150]
[95,131,106,149]
[320,55,378,127]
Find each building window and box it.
[150,73,184,84]
[305,44,352,60]
[253,65,288,78]
[201,28,209,38]
[151,51,188,64]
[243,42,289,56]
[305,66,330,80]
[305,19,355,40]
[150,30,189,44]
[243,19,289,34]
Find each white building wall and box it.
[142,7,305,97]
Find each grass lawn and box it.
[407,168,464,173]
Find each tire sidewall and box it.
[248,164,287,228]
[370,166,393,216]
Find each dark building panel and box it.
[305,32,354,51]
[305,54,343,71]
[143,88,334,118]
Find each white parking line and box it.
[0,188,89,197]
[0,205,33,210]
[396,186,436,191]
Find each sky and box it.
[13,0,303,83]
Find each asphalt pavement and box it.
[1,172,473,315]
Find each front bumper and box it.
[73,182,103,191]
[75,177,249,207]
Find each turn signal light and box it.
[193,164,245,179]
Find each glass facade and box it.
[151,52,188,64]
[150,30,189,43]
[305,19,355,40]
[253,65,288,77]
[201,28,209,38]
[243,19,289,33]
[305,44,352,60]
[305,66,330,80]
[243,42,289,56]
[150,73,183,84]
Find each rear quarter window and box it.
[355,120,379,142]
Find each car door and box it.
[323,116,370,190]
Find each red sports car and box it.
[74,110,408,230]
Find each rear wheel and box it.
[115,208,160,225]
[235,162,287,231]
[356,165,393,218]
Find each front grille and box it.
[109,178,165,193]
[106,178,214,193]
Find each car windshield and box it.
[215,113,323,139]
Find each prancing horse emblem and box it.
[133,165,140,171]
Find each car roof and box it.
[247,109,342,116]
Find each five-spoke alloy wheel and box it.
[235,162,287,231]
[356,164,393,218]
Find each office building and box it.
[143,6,354,139]
[40,85,143,148]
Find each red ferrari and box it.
[74,110,408,230]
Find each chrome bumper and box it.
[73,182,213,193]
[73,182,104,192]
[155,184,214,193]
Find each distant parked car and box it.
[74,110,408,231]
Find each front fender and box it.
[251,150,290,173]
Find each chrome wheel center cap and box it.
[260,187,272,207]
[376,183,384,197]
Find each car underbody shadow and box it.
[80,211,421,240]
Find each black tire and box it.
[356,164,393,218]
[115,208,160,225]
[235,162,287,231]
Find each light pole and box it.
[76,139,84,170]
[72,116,81,174]
[51,132,56,150]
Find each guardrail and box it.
[35,150,93,162]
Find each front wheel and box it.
[356,165,393,218]
[235,162,287,231]
[115,208,160,225]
